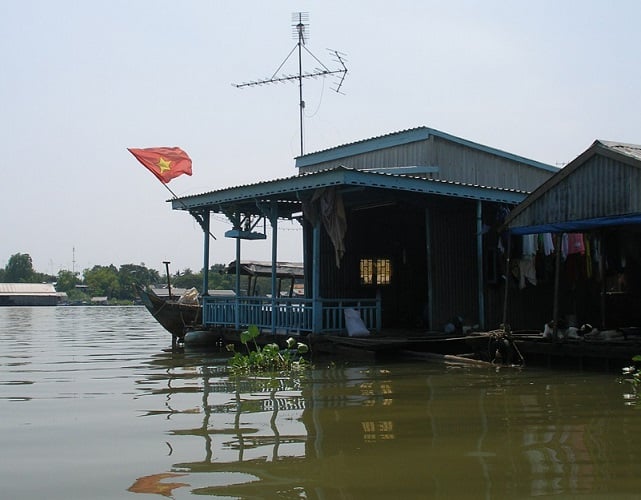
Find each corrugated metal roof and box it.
[225,260,304,277]
[295,126,557,172]
[0,283,58,295]
[598,140,641,162]
[504,139,641,233]
[171,166,529,214]
[151,288,234,298]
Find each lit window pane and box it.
[360,259,373,285]
[377,259,391,285]
[360,258,391,286]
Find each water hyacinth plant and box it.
[227,324,310,375]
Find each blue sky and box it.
[2,1,640,275]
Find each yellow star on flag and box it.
[157,157,172,173]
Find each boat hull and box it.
[135,285,202,342]
[183,329,222,347]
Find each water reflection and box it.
[135,350,309,496]
[134,351,641,499]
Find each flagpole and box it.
[160,181,217,241]
[127,146,217,241]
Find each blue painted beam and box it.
[171,167,527,213]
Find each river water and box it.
[2,306,641,499]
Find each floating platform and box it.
[308,332,499,361]
[512,333,641,371]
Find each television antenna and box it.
[233,12,348,156]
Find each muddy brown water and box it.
[2,306,641,499]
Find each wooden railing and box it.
[202,296,381,335]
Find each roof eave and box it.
[171,168,527,213]
[504,139,641,232]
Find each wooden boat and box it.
[135,260,303,347]
[135,284,202,345]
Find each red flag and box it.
[128,147,192,183]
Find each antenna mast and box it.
[233,12,348,156]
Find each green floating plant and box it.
[227,325,310,375]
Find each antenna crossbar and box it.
[233,67,346,89]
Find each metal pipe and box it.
[163,261,172,299]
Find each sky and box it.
[2,1,641,276]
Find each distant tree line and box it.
[0,253,236,303]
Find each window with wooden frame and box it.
[360,257,392,286]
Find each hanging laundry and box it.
[541,233,554,256]
[519,257,537,289]
[496,205,511,253]
[567,233,585,255]
[522,234,537,257]
[517,234,551,284]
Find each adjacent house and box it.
[0,283,64,306]
[503,140,641,331]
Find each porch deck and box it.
[200,294,501,360]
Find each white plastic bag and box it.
[344,308,370,337]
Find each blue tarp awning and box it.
[508,213,641,235]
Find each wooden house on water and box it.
[171,127,556,343]
[503,140,641,330]
[502,140,641,369]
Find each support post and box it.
[270,202,278,335]
[502,236,511,327]
[312,222,322,333]
[552,233,563,340]
[476,201,485,329]
[424,208,433,331]
[201,210,210,297]
[599,231,606,329]
[234,236,241,330]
